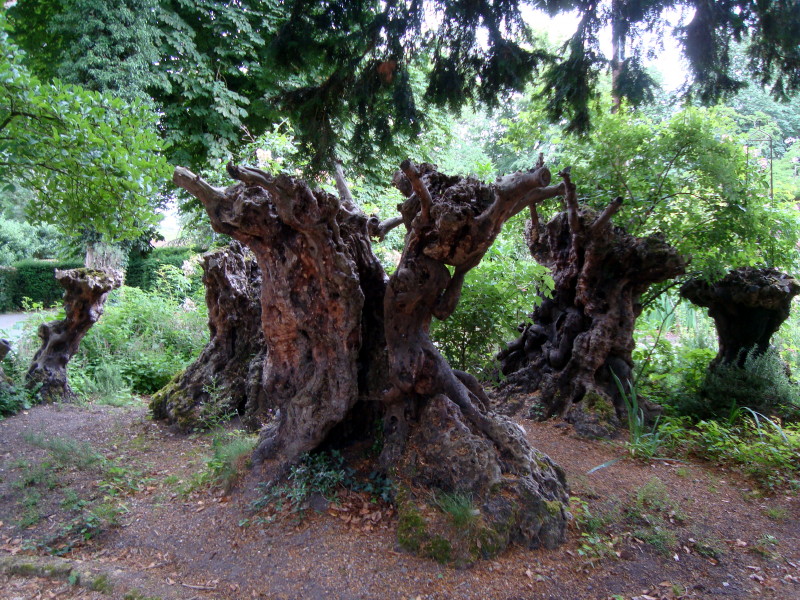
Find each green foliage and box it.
[205,432,258,492]
[251,450,394,515]
[681,416,800,491]
[0,218,63,265]
[699,349,800,420]
[432,491,480,531]
[610,372,664,459]
[0,258,84,312]
[0,16,169,241]
[504,102,800,281]
[0,383,33,418]
[125,246,203,292]
[70,285,207,396]
[251,451,349,515]
[431,239,553,377]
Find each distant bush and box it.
[125,246,204,291]
[0,218,62,265]
[70,280,208,397]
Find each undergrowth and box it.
[250,450,394,516]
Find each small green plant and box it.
[0,382,34,418]
[251,451,349,514]
[611,371,664,459]
[433,491,480,530]
[206,432,257,491]
[89,574,113,593]
[762,506,789,521]
[22,432,104,469]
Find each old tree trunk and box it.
[150,241,266,431]
[173,159,570,560]
[680,267,800,369]
[26,268,122,402]
[497,178,686,437]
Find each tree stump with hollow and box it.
[173,158,572,559]
[497,178,686,436]
[381,160,571,553]
[26,268,122,402]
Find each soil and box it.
[0,399,798,600]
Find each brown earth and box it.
[0,400,798,600]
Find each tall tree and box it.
[0,19,169,242]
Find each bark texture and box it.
[0,338,12,388]
[26,269,122,402]
[383,161,570,552]
[172,164,388,465]
[680,267,800,368]
[150,241,266,431]
[497,177,686,436]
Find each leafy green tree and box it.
[503,99,799,281]
[0,20,170,241]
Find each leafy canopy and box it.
[0,20,170,241]
[10,1,799,171]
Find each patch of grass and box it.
[752,534,781,559]
[22,432,104,469]
[13,461,58,490]
[762,506,789,521]
[681,416,800,491]
[17,490,42,527]
[207,432,257,491]
[433,491,480,530]
[89,574,113,593]
[633,524,677,556]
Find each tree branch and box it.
[591,196,623,233]
[173,166,227,208]
[400,159,433,226]
[367,215,404,240]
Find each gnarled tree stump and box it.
[150,241,267,431]
[174,158,572,560]
[680,267,800,368]
[382,160,571,552]
[497,178,686,436]
[173,164,389,465]
[26,268,122,402]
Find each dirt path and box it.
[1,401,798,599]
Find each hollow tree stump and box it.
[680,266,800,368]
[150,241,267,431]
[497,179,686,436]
[26,268,122,402]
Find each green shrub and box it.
[72,284,208,395]
[0,383,33,418]
[125,246,203,292]
[699,348,800,420]
[684,416,800,491]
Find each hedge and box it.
[0,259,84,312]
[125,246,203,291]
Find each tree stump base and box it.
[26,268,122,402]
[151,242,266,431]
